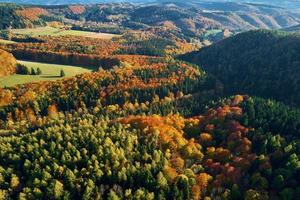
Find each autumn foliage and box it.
[69,5,86,14]
[16,7,48,21]
[0,49,16,77]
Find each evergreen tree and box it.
[30,68,36,75]
[16,64,30,75]
[60,69,66,77]
[36,68,42,75]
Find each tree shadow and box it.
[40,75,62,78]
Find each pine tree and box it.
[36,68,42,75]
[31,68,36,75]
[60,69,66,77]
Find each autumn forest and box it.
[0,1,300,200]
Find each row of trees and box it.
[16,63,66,77]
[4,49,120,70]
[16,63,42,75]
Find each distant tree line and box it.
[11,50,120,70]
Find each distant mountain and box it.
[0,0,150,5]
[284,23,300,31]
[0,0,300,9]
[1,1,300,36]
[53,3,300,31]
[180,30,300,106]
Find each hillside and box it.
[57,3,300,31]
[180,30,300,107]
[0,4,51,29]
[0,49,17,77]
[1,2,300,200]
[0,55,300,199]
[1,2,300,38]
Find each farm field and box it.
[0,60,92,87]
[11,26,120,39]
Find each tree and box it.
[107,190,120,200]
[30,68,36,75]
[16,64,30,75]
[157,172,168,188]
[0,190,9,200]
[60,69,66,77]
[48,180,64,199]
[36,68,42,75]
[10,175,20,190]
[280,188,295,200]
[272,175,285,189]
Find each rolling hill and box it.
[0,49,16,77]
[1,0,300,8]
[0,3,49,29]
[0,2,300,33]
[0,1,300,199]
[180,29,300,107]
[61,3,300,30]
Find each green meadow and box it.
[0,39,17,44]
[0,60,92,87]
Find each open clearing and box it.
[11,27,120,39]
[0,60,92,87]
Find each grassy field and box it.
[0,39,17,44]
[0,60,92,87]
[203,29,223,38]
[11,27,120,39]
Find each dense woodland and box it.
[1,90,300,199]
[0,4,25,29]
[180,30,300,107]
[0,31,197,69]
[0,2,300,200]
[0,48,300,199]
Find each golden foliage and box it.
[170,156,185,169]
[0,49,16,77]
[200,133,213,143]
[196,173,212,193]
[163,166,178,182]
[48,104,58,119]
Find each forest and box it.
[0,47,299,199]
[180,30,300,107]
[0,1,300,200]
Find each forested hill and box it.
[1,2,300,32]
[0,49,17,77]
[180,30,300,107]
